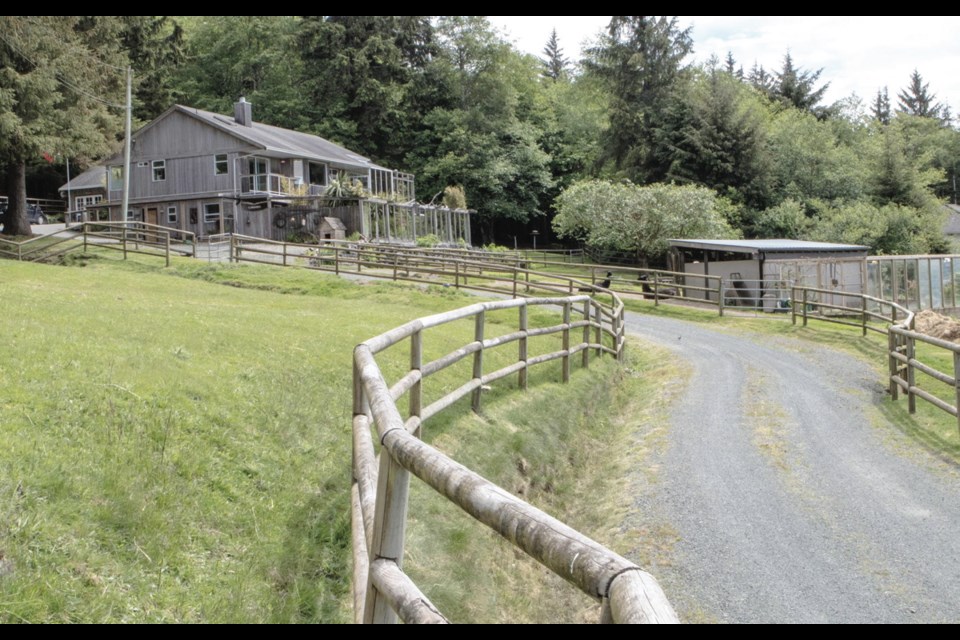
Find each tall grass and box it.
[0,254,672,623]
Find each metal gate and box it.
[204,233,232,262]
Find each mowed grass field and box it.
[0,253,678,623]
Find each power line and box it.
[0,28,127,109]
[22,16,131,73]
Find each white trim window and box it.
[214,154,229,175]
[167,206,178,224]
[204,202,221,223]
[75,195,102,210]
[126,209,137,221]
[248,156,268,192]
[109,166,123,191]
[152,159,166,182]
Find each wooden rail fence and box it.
[352,295,677,624]
[0,221,197,266]
[78,221,197,265]
[230,234,623,314]
[229,234,720,317]
[0,230,84,263]
[791,286,913,337]
[582,266,724,313]
[791,285,960,431]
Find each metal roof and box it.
[58,164,107,193]
[669,238,870,254]
[179,106,388,171]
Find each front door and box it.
[146,207,159,226]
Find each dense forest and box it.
[2,16,958,259]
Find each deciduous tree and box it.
[553,180,735,264]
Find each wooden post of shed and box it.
[472,311,485,412]
[717,277,724,317]
[802,289,808,327]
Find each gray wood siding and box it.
[110,154,241,201]
[133,111,250,159]
[106,110,259,202]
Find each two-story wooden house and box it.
[60,98,416,239]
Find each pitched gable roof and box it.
[133,105,385,171]
[58,164,107,193]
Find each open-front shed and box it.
[668,239,870,310]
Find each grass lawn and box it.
[0,253,676,623]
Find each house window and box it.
[204,203,221,223]
[309,162,327,186]
[248,156,268,191]
[75,195,102,210]
[109,166,123,191]
[152,160,166,182]
[167,206,178,224]
[126,209,137,221]
[214,154,228,175]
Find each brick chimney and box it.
[234,97,253,127]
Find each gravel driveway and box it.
[624,312,960,623]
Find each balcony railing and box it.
[239,173,323,197]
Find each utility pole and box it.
[65,157,71,225]
[121,66,132,222]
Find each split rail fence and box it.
[793,285,960,432]
[351,295,677,624]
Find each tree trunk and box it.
[2,161,31,237]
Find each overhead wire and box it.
[0,26,127,109]
[20,15,131,73]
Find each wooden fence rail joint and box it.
[603,566,646,599]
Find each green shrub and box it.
[416,233,442,248]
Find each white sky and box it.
[488,16,960,114]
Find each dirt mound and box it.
[914,309,960,342]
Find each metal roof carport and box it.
[668,239,870,309]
